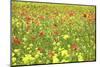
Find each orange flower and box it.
[71,43,79,50]
[12,36,21,45]
[25,16,32,24]
[68,11,76,16]
[39,31,45,37]
[38,16,45,20]
[26,24,30,32]
[32,19,41,26]
[48,51,55,58]
[36,21,41,26]
[37,47,44,53]
[82,12,95,23]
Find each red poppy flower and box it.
[71,43,78,50]
[82,12,95,23]
[33,19,41,26]
[25,16,32,24]
[39,31,45,37]
[68,11,76,16]
[12,36,21,45]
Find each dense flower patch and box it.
[12,1,96,66]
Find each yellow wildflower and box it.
[53,46,57,50]
[22,54,34,64]
[78,53,84,61]
[76,53,78,55]
[12,57,16,63]
[61,59,69,62]
[14,49,20,53]
[29,43,33,47]
[76,38,80,41]
[35,54,40,58]
[29,50,32,53]
[56,42,60,46]
[53,57,59,63]
[52,54,59,63]
[13,63,16,65]
[16,22,21,28]
[58,48,62,51]
[63,35,70,40]
[12,52,15,57]
[53,42,56,45]
[67,44,70,48]
[24,45,27,49]
[61,50,69,57]
[34,51,42,58]
[22,37,27,41]
[58,48,64,51]
[26,31,30,34]
[27,47,30,50]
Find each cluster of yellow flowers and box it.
[12,57,16,65]
[22,54,35,64]
[78,53,84,61]
[52,54,59,63]
[61,50,69,57]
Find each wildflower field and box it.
[12,1,96,66]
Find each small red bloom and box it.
[68,11,76,16]
[36,21,41,26]
[33,19,41,26]
[82,12,95,23]
[39,31,45,37]
[12,36,21,45]
[37,47,44,53]
[38,16,45,20]
[26,16,32,24]
[71,43,78,50]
